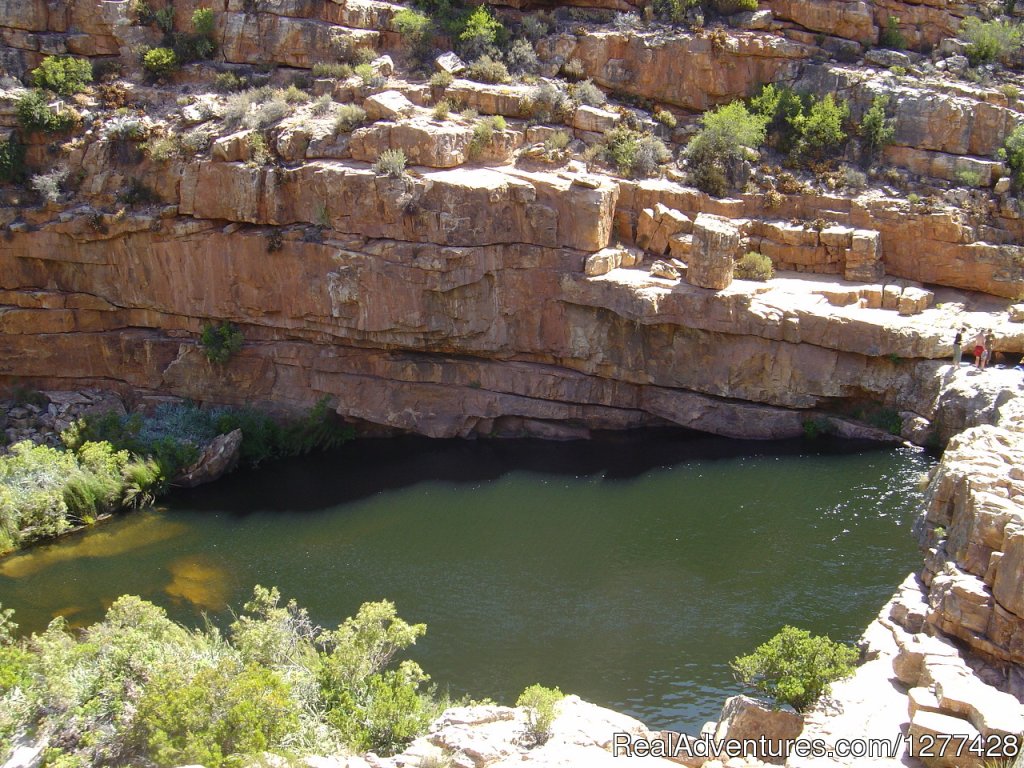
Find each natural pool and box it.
[0,432,932,733]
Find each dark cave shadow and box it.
[166,429,900,515]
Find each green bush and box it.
[1002,123,1024,189]
[734,252,774,281]
[709,0,757,14]
[466,54,510,84]
[749,83,804,154]
[506,38,541,76]
[200,321,243,364]
[730,626,858,712]
[31,55,92,96]
[374,148,407,177]
[468,115,506,159]
[571,79,605,107]
[16,90,79,134]
[142,47,179,78]
[879,15,905,49]
[0,138,25,183]
[544,130,571,151]
[858,94,895,160]
[457,5,505,60]
[652,0,699,23]
[684,100,766,195]
[395,8,434,62]
[430,70,454,89]
[960,16,1023,66]
[0,588,439,766]
[526,80,573,123]
[191,7,215,37]
[312,62,353,79]
[516,684,564,746]
[789,93,849,163]
[599,125,670,178]
[654,109,677,129]
[0,440,161,553]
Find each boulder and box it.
[650,260,680,280]
[363,90,416,122]
[585,247,622,276]
[174,429,242,488]
[907,710,982,768]
[435,51,466,75]
[687,214,739,290]
[712,695,803,764]
[1009,304,1024,323]
[572,105,620,133]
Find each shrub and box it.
[432,99,452,120]
[749,83,803,154]
[311,94,334,117]
[527,80,573,123]
[199,321,244,364]
[789,93,849,163]
[191,7,215,37]
[879,15,905,49]
[734,252,774,281]
[1003,123,1024,189]
[374,148,407,177]
[30,167,68,202]
[599,125,670,178]
[889,64,906,76]
[312,62,353,79]
[684,100,766,195]
[516,685,563,746]
[652,0,692,23]
[142,47,179,78]
[394,8,434,61]
[571,79,605,107]
[214,71,248,92]
[468,115,506,159]
[710,0,757,14]
[654,109,677,129]
[335,104,366,133]
[247,132,271,166]
[858,95,894,161]
[506,38,541,75]
[154,5,174,32]
[955,168,983,187]
[960,16,1023,66]
[354,62,376,85]
[430,70,454,89]
[104,113,149,140]
[16,90,78,134]
[466,54,509,84]
[30,55,92,96]
[544,130,571,151]
[0,138,25,183]
[560,57,585,81]
[245,96,289,129]
[730,626,858,712]
[458,5,505,60]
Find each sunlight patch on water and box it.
[0,511,187,578]
[164,555,231,611]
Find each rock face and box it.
[918,418,1024,667]
[713,696,803,764]
[687,214,739,290]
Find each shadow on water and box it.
[168,429,892,514]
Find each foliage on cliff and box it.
[0,441,160,555]
[0,588,443,765]
[730,625,858,712]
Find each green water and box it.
[0,433,931,732]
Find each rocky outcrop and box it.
[537,29,812,112]
[917,417,1024,667]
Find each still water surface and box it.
[0,433,932,732]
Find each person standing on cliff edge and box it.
[952,327,965,367]
[973,329,987,369]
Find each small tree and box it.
[1003,123,1024,189]
[960,16,1023,66]
[516,684,564,746]
[31,55,93,96]
[373,148,407,177]
[730,626,858,713]
[200,322,243,364]
[859,94,895,162]
[457,6,505,60]
[142,47,179,78]
[789,93,849,164]
[878,15,905,49]
[684,100,766,195]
